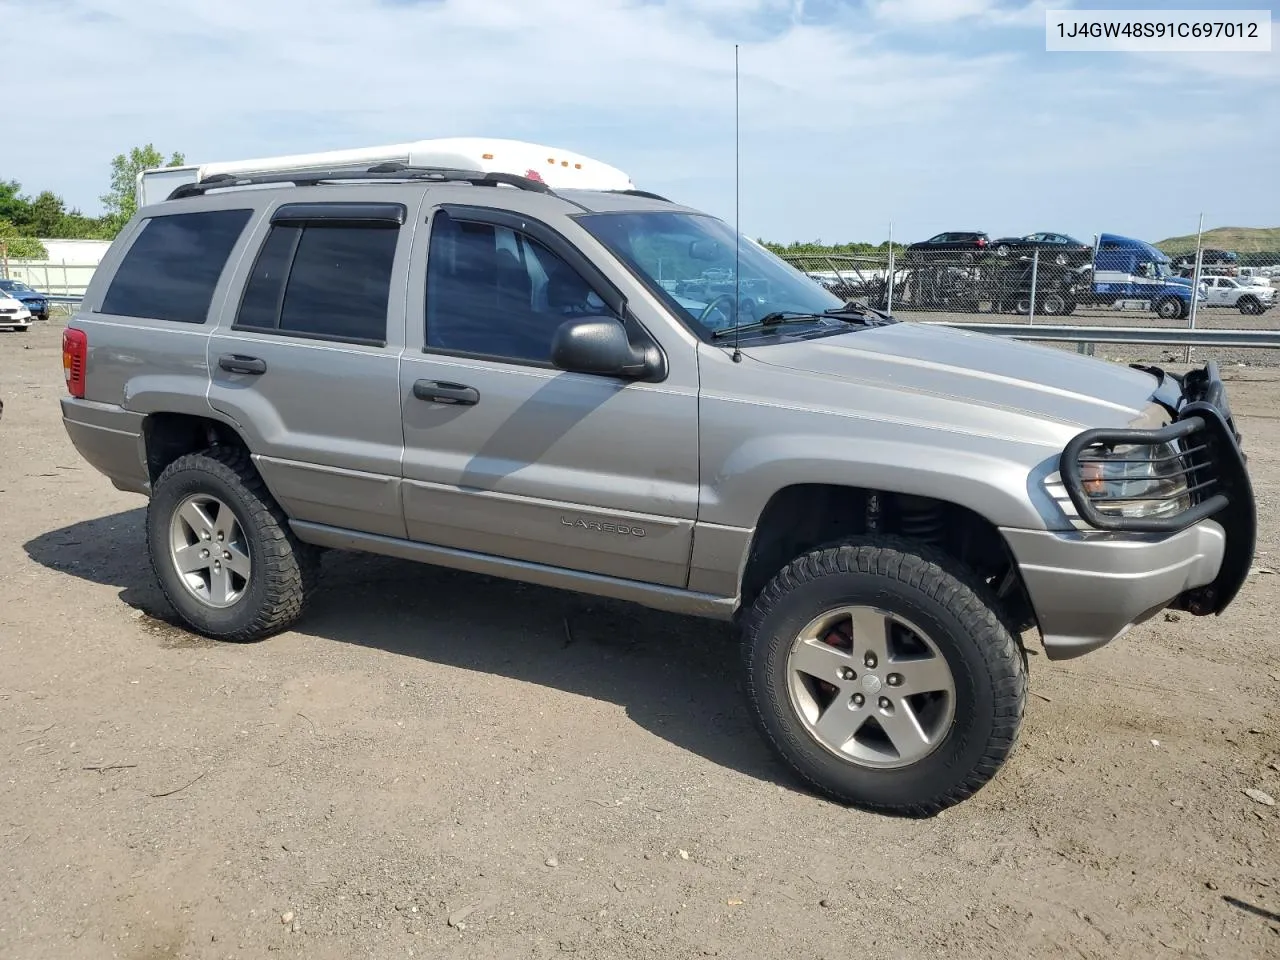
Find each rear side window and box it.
[235,222,399,345]
[100,209,252,323]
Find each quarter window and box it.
[100,209,252,323]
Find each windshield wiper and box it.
[710,312,830,339]
[709,303,897,340]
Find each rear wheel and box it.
[741,538,1027,816]
[1040,293,1068,316]
[147,446,319,641]
[1238,295,1262,316]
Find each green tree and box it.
[0,220,49,259]
[0,180,29,226]
[27,191,68,237]
[101,144,186,232]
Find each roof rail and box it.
[609,188,672,202]
[165,163,556,201]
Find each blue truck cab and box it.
[1090,233,1206,319]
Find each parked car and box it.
[0,279,50,320]
[990,232,1091,266]
[1174,248,1238,271]
[59,163,1257,816]
[1202,275,1274,314]
[0,291,32,331]
[905,231,990,259]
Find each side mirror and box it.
[551,318,654,378]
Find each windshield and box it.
[0,280,30,292]
[577,211,845,339]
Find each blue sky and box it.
[7,0,1278,244]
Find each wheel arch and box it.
[142,411,255,487]
[736,483,1037,635]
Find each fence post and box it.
[886,220,895,313]
[1028,248,1039,325]
[1185,213,1204,364]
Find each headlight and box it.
[1079,441,1191,519]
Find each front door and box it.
[398,203,700,588]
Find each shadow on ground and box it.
[25,508,796,795]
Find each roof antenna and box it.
[731,42,743,363]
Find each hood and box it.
[742,322,1163,436]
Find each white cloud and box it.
[868,0,1062,27]
[3,0,1276,243]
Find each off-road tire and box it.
[147,446,320,642]
[742,537,1027,816]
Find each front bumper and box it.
[1003,522,1226,659]
[1014,360,1256,660]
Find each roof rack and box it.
[166,163,555,201]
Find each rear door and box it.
[207,194,419,538]
[396,203,700,587]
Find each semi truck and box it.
[1088,233,1205,319]
[135,137,636,208]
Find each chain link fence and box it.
[782,244,1280,329]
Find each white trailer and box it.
[135,137,636,208]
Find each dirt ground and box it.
[1,320,1277,960]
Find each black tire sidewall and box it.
[746,554,1009,812]
[148,458,275,639]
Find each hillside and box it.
[1155,226,1280,255]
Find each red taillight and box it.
[977,237,987,247]
[62,327,87,398]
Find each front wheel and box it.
[742,538,1026,816]
[147,447,320,641]
[1237,296,1262,316]
[1156,296,1184,320]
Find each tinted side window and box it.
[100,209,252,323]
[236,223,398,344]
[425,212,615,364]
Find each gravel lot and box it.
[1,320,1277,960]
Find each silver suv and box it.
[59,166,1257,815]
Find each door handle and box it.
[218,354,267,375]
[413,379,479,406]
